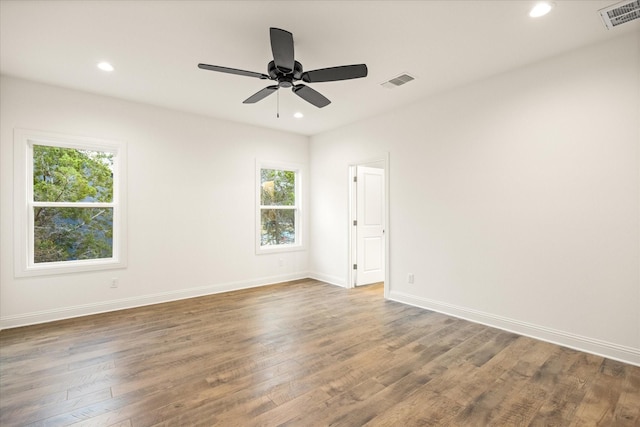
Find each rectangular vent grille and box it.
[599,0,640,29]
[381,73,415,89]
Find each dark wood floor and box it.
[1,279,639,426]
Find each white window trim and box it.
[13,129,128,277]
[255,160,304,254]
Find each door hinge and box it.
[353,220,357,226]
[353,264,357,270]
[353,176,357,182]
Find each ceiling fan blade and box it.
[292,84,331,108]
[198,63,269,80]
[243,85,279,104]
[270,28,295,74]
[302,64,368,83]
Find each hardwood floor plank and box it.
[612,365,640,425]
[569,357,632,426]
[362,388,463,427]
[527,350,597,425]
[2,279,639,426]
[2,388,113,426]
[245,388,332,427]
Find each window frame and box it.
[255,160,304,254]
[14,129,127,277]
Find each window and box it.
[256,161,302,253]
[14,129,127,276]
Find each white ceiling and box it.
[1,1,638,136]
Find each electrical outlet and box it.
[408,273,414,284]
[110,278,118,288]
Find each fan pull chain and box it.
[277,89,280,118]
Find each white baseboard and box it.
[308,271,347,288]
[0,272,309,330]
[389,290,640,367]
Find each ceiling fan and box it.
[198,27,368,108]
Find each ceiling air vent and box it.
[381,73,415,89]
[599,0,640,30]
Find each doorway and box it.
[348,154,389,297]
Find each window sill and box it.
[17,258,126,277]
[256,244,305,255]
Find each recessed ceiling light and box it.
[97,62,114,72]
[293,112,304,119]
[529,2,554,18]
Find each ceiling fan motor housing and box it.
[268,60,303,82]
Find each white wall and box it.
[309,34,640,365]
[0,76,309,328]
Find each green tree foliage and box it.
[32,145,114,263]
[260,169,296,245]
[260,169,295,206]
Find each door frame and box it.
[347,153,390,298]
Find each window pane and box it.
[34,207,113,263]
[33,145,114,203]
[261,209,295,245]
[260,169,295,206]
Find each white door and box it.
[356,166,385,286]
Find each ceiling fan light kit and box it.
[198,27,368,109]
